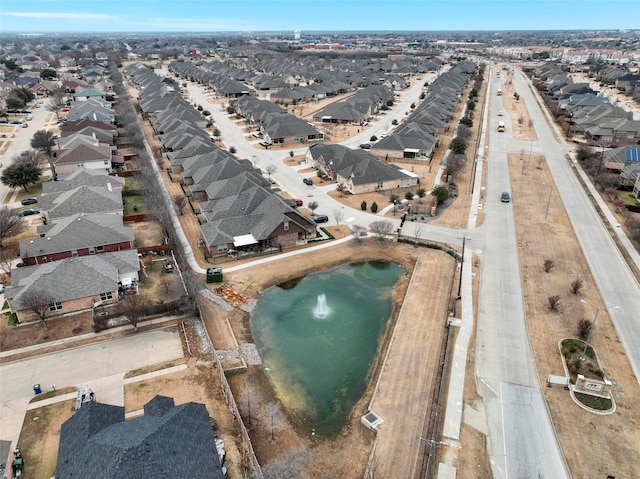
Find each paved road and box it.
[513,68,640,383]
[0,327,183,451]
[474,66,569,479]
[0,101,51,202]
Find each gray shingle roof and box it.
[55,396,224,479]
[21,213,134,258]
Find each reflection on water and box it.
[251,262,405,436]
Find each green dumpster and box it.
[206,267,223,283]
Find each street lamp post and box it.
[580,299,599,361]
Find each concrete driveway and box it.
[0,327,183,451]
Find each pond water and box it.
[250,261,406,436]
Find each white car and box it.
[26,114,33,121]
[379,133,389,139]
[0,284,4,294]
[498,110,504,116]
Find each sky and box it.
[1,0,639,33]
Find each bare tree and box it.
[15,149,47,169]
[0,247,15,275]
[46,89,66,117]
[0,206,27,247]
[261,448,309,479]
[265,164,278,180]
[369,220,394,241]
[116,293,152,332]
[457,124,472,141]
[332,207,345,228]
[266,401,288,441]
[351,224,367,243]
[443,155,466,182]
[19,290,55,331]
[172,194,188,215]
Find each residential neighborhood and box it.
[1,22,640,479]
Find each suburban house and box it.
[42,168,124,195]
[232,94,324,145]
[20,213,134,266]
[60,118,117,135]
[51,144,113,177]
[200,184,316,256]
[306,144,420,194]
[38,184,123,222]
[5,250,139,323]
[71,86,107,102]
[373,122,440,161]
[55,396,224,479]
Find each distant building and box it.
[294,29,301,40]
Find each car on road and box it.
[26,114,33,121]
[21,197,38,205]
[22,123,28,128]
[303,178,313,186]
[379,133,389,139]
[501,192,511,203]
[498,110,503,116]
[359,143,372,149]
[18,209,40,217]
[295,199,303,206]
[312,214,329,223]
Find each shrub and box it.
[571,277,583,295]
[202,110,211,116]
[371,202,378,213]
[370,135,378,142]
[404,191,414,201]
[543,259,555,272]
[577,319,592,340]
[548,295,561,312]
[360,200,367,211]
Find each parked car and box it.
[295,199,304,207]
[22,123,28,128]
[379,133,389,139]
[0,284,4,294]
[501,192,511,203]
[10,120,21,125]
[303,178,313,186]
[18,208,39,216]
[359,143,372,149]
[21,197,38,205]
[312,214,329,223]
[26,114,33,121]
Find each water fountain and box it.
[313,293,329,319]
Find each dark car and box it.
[501,192,511,203]
[18,208,39,217]
[312,214,329,223]
[10,120,21,125]
[303,178,313,186]
[359,143,372,149]
[21,197,38,205]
